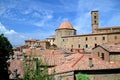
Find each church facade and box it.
[47,11,120,50]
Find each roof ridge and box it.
[71,54,84,67]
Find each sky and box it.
[0,0,120,46]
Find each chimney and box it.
[88,57,93,68]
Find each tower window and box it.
[94,16,96,19]
[94,20,96,24]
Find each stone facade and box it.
[61,32,120,50]
[54,69,120,80]
[55,21,76,48]
[25,40,50,49]
[92,44,120,63]
[47,11,120,50]
[81,72,120,80]
[54,72,74,80]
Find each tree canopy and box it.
[0,34,13,80]
[23,56,54,80]
[76,73,90,80]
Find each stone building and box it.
[25,39,50,49]
[53,53,120,80]
[92,43,120,63]
[47,11,120,50]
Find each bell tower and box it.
[91,11,99,33]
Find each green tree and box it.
[76,73,90,80]
[0,34,13,80]
[23,56,54,80]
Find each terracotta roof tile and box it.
[54,53,120,73]
[23,49,66,66]
[57,21,74,29]
[100,43,120,52]
[40,54,65,66]
[9,59,23,79]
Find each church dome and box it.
[57,21,74,30]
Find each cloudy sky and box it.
[0,0,120,46]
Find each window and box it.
[95,44,97,47]
[86,37,88,41]
[101,53,104,60]
[63,39,64,41]
[98,52,100,57]
[94,20,96,24]
[94,16,96,19]
[114,36,117,40]
[102,36,105,40]
[78,44,80,48]
[86,44,88,48]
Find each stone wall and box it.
[92,46,110,61]
[61,33,120,50]
[110,53,120,63]
[88,73,120,80]
[54,72,74,80]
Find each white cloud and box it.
[0,22,17,35]
[5,30,17,35]
[0,22,26,46]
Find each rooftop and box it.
[54,53,120,74]
[57,21,74,30]
[97,43,120,52]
